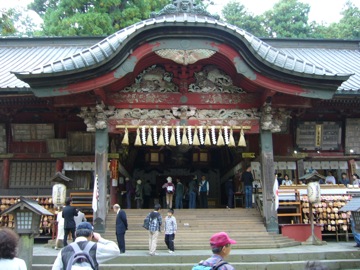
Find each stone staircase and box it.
[102,208,300,249]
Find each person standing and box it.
[62,197,78,247]
[125,177,135,209]
[175,178,184,209]
[143,180,152,209]
[0,228,27,270]
[113,204,128,253]
[188,176,198,209]
[55,207,64,250]
[241,165,254,208]
[339,173,350,186]
[74,208,87,228]
[199,175,209,208]
[225,178,234,209]
[192,232,236,270]
[52,222,120,270]
[162,177,175,209]
[164,209,177,253]
[325,171,336,184]
[135,179,143,209]
[147,204,162,256]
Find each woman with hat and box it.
[162,176,175,209]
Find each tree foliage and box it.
[0,8,16,36]
[222,0,360,40]
[31,0,171,36]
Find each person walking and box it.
[225,178,234,209]
[0,228,27,270]
[241,165,254,208]
[62,197,78,247]
[55,207,64,250]
[199,175,209,208]
[147,204,162,256]
[74,208,87,228]
[162,177,175,209]
[135,179,143,209]
[143,180,152,209]
[52,222,120,270]
[125,177,135,209]
[164,209,177,253]
[175,178,184,209]
[188,176,198,209]
[192,232,236,270]
[113,204,128,253]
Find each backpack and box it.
[143,213,151,230]
[66,242,96,270]
[192,260,228,270]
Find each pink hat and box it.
[210,232,236,248]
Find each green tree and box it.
[262,0,311,38]
[0,8,16,36]
[221,1,267,37]
[35,0,170,36]
[330,1,360,39]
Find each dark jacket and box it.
[115,209,128,234]
[62,205,78,229]
[241,171,254,187]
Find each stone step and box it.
[32,246,360,270]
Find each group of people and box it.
[122,175,211,210]
[55,197,87,249]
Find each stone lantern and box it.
[0,197,54,270]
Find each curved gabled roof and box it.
[13,13,349,82]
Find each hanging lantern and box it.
[146,127,153,146]
[182,127,189,145]
[307,181,321,203]
[193,127,200,146]
[228,127,236,147]
[157,128,165,146]
[204,126,211,146]
[238,128,246,147]
[134,128,142,146]
[52,183,66,207]
[169,126,176,146]
[121,127,129,145]
[217,127,225,146]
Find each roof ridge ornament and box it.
[150,0,220,20]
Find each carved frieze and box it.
[155,49,216,65]
[260,103,290,133]
[189,65,245,93]
[122,65,178,93]
[77,102,115,132]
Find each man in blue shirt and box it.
[199,175,209,208]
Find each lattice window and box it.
[0,124,6,153]
[65,171,92,190]
[9,161,55,188]
[11,124,55,141]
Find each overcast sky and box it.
[1,0,359,25]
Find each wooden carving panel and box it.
[67,132,95,154]
[11,124,55,141]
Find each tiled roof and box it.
[0,13,359,93]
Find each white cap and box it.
[137,179,142,184]
[167,176,172,182]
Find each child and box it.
[164,209,177,253]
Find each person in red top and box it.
[162,176,175,209]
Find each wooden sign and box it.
[242,152,255,158]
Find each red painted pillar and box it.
[109,159,119,206]
[3,159,10,189]
[55,159,64,173]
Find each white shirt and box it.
[52,236,120,270]
[325,176,336,184]
[74,211,87,228]
[0,258,27,270]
